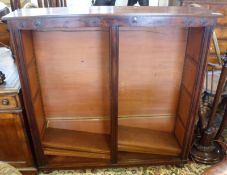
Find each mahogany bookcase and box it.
[3,6,220,170]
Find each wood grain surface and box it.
[33,30,110,118]
[118,126,181,156]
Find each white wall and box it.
[31,0,169,6]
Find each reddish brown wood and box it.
[0,114,32,167]
[44,148,110,159]
[3,6,219,170]
[0,22,10,47]
[110,26,119,164]
[13,29,46,166]
[118,126,181,156]
[21,170,38,175]
[2,7,220,29]
[46,116,176,134]
[42,128,110,155]
[32,30,109,118]
[118,27,186,117]
[175,118,185,146]
[40,154,185,170]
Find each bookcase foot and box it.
[176,162,185,168]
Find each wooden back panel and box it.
[33,29,110,118]
[45,27,188,134]
[118,27,187,132]
[22,27,189,136]
[31,29,110,135]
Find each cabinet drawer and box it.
[0,95,20,110]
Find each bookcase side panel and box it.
[175,26,214,159]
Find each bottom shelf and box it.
[118,126,181,156]
[41,125,181,160]
[42,127,110,159]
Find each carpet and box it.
[0,162,22,175]
[39,163,210,175]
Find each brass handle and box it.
[2,99,9,105]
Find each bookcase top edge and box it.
[2,6,222,21]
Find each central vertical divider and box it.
[109,25,119,164]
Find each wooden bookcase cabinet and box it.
[3,7,219,169]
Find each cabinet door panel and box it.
[0,113,32,167]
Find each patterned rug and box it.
[0,162,22,175]
[39,163,210,175]
[0,161,210,175]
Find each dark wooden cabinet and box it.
[3,6,220,170]
[0,113,32,165]
[0,56,37,174]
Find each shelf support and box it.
[109,25,119,164]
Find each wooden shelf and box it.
[118,126,181,156]
[42,128,110,158]
[44,148,110,159]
